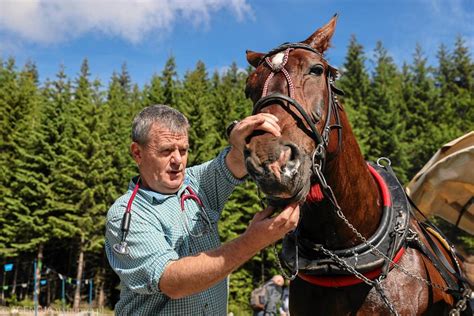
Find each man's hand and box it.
[242,203,300,251]
[159,203,299,299]
[228,113,281,152]
[226,113,281,178]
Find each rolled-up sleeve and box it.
[105,203,179,295]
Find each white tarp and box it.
[406,131,474,235]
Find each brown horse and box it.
[243,15,472,315]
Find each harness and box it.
[280,162,410,281]
[250,42,473,315]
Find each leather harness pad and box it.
[280,163,411,275]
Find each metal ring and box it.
[376,157,392,167]
[225,120,239,138]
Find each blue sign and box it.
[4,263,13,272]
[40,280,47,285]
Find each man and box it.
[105,105,299,315]
[254,275,285,316]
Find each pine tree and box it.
[1,59,46,257]
[436,44,455,93]
[338,35,371,155]
[401,44,439,178]
[103,69,136,192]
[432,41,472,148]
[162,56,179,106]
[48,59,110,310]
[366,42,410,182]
[432,44,461,138]
[211,63,252,148]
[451,36,474,132]
[1,61,53,301]
[39,66,76,303]
[142,73,165,107]
[178,61,218,164]
[0,58,19,257]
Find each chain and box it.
[318,246,372,286]
[319,245,398,315]
[327,185,450,292]
[321,167,473,315]
[267,157,471,314]
[448,288,472,316]
[273,242,299,280]
[267,158,470,314]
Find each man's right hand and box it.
[242,203,300,251]
[159,203,299,299]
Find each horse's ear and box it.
[246,50,265,68]
[302,14,338,54]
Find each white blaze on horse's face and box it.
[271,52,285,68]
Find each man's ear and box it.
[130,142,142,164]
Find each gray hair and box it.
[131,104,189,145]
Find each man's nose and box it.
[170,149,183,164]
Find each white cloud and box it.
[0,0,253,44]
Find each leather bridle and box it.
[250,42,344,194]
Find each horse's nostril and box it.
[285,143,300,162]
[243,148,251,158]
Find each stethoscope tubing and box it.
[113,179,212,255]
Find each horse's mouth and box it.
[245,153,312,206]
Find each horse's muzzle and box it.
[244,138,312,202]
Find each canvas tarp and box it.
[406,131,474,235]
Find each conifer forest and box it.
[0,35,472,313]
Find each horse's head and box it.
[244,15,343,207]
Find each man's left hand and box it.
[225,113,281,178]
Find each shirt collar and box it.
[129,176,191,204]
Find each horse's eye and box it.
[309,65,324,76]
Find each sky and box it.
[0,0,472,87]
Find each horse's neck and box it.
[300,114,382,249]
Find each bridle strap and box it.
[259,42,325,65]
[251,43,344,207]
[253,66,340,163]
[262,48,295,98]
[253,93,325,146]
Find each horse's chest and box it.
[289,249,436,315]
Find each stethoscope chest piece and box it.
[113,241,130,255]
[112,179,140,255]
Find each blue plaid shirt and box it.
[105,148,244,315]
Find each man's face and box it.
[131,123,189,194]
[273,275,285,287]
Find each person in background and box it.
[279,280,290,316]
[105,105,300,315]
[255,275,285,316]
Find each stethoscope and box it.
[113,178,213,255]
